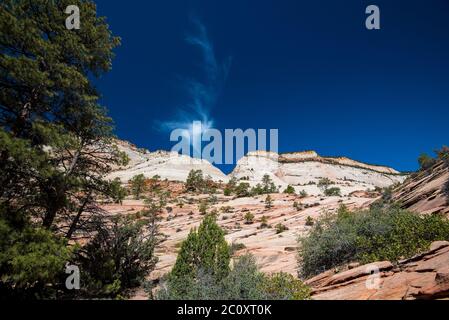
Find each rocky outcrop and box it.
[108,140,228,183]
[393,160,449,216]
[307,241,449,300]
[110,140,407,195]
[231,151,406,196]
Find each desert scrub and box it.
[265,195,273,209]
[284,185,295,194]
[198,201,208,215]
[230,242,246,254]
[275,223,289,234]
[305,216,314,226]
[324,187,341,197]
[158,253,310,300]
[260,216,269,228]
[220,206,233,213]
[298,204,449,278]
[244,212,255,224]
[293,201,302,211]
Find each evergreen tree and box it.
[265,195,273,209]
[168,214,231,296]
[129,174,147,200]
[283,185,295,194]
[0,0,127,296]
[108,178,127,204]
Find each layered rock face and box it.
[307,241,449,300]
[110,141,406,194]
[231,151,407,195]
[393,160,449,216]
[108,140,228,183]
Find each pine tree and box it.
[0,0,127,296]
[129,174,147,200]
[168,214,231,296]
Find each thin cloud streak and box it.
[155,16,231,150]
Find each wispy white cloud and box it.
[156,16,231,150]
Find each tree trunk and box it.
[66,192,92,240]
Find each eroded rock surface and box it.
[307,241,449,300]
[393,160,449,216]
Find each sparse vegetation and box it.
[198,201,209,216]
[284,185,296,194]
[418,153,437,170]
[298,204,449,278]
[129,174,147,200]
[437,146,449,164]
[244,212,255,224]
[109,178,128,204]
[77,215,160,298]
[293,201,302,211]
[220,206,233,213]
[260,216,269,228]
[0,0,133,299]
[235,182,251,198]
[262,175,278,194]
[275,223,289,234]
[265,195,273,209]
[158,252,310,300]
[299,190,308,198]
[230,242,246,254]
[324,187,341,197]
[305,216,314,226]
[318,178,333,193]
[186,169,205,193]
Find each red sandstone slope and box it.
[393,160,449,216]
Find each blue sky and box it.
[95,0,449,173]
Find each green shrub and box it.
[230,242,246,254]
[250,183,264,196]
[305,216,314,226]
[265,195,273,209]
[262,175,278,193]
[198,201,208,215]
[275,223,288,234]
[220,206,233,213]
[223,177,238,196]
[109,178,128,204]
[418,153,437,170]
[158,254,310,300]
[324,187,341,197]
[77,215,159,298]
[298,204,449,278]
[299,190,308,198]
[0,217,72,298]
[437,146,449,163]
[165,214,231,298]
[262,272,311,300]
[235,183,251,198]
[186,170,205,193]
[293,201,302,211]
[244,212,255,224]
[260,216,269,228]
[318,178,333,193]
[284,185,295,194]
[129,174,147,200]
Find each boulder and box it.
[310,241,449,300]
